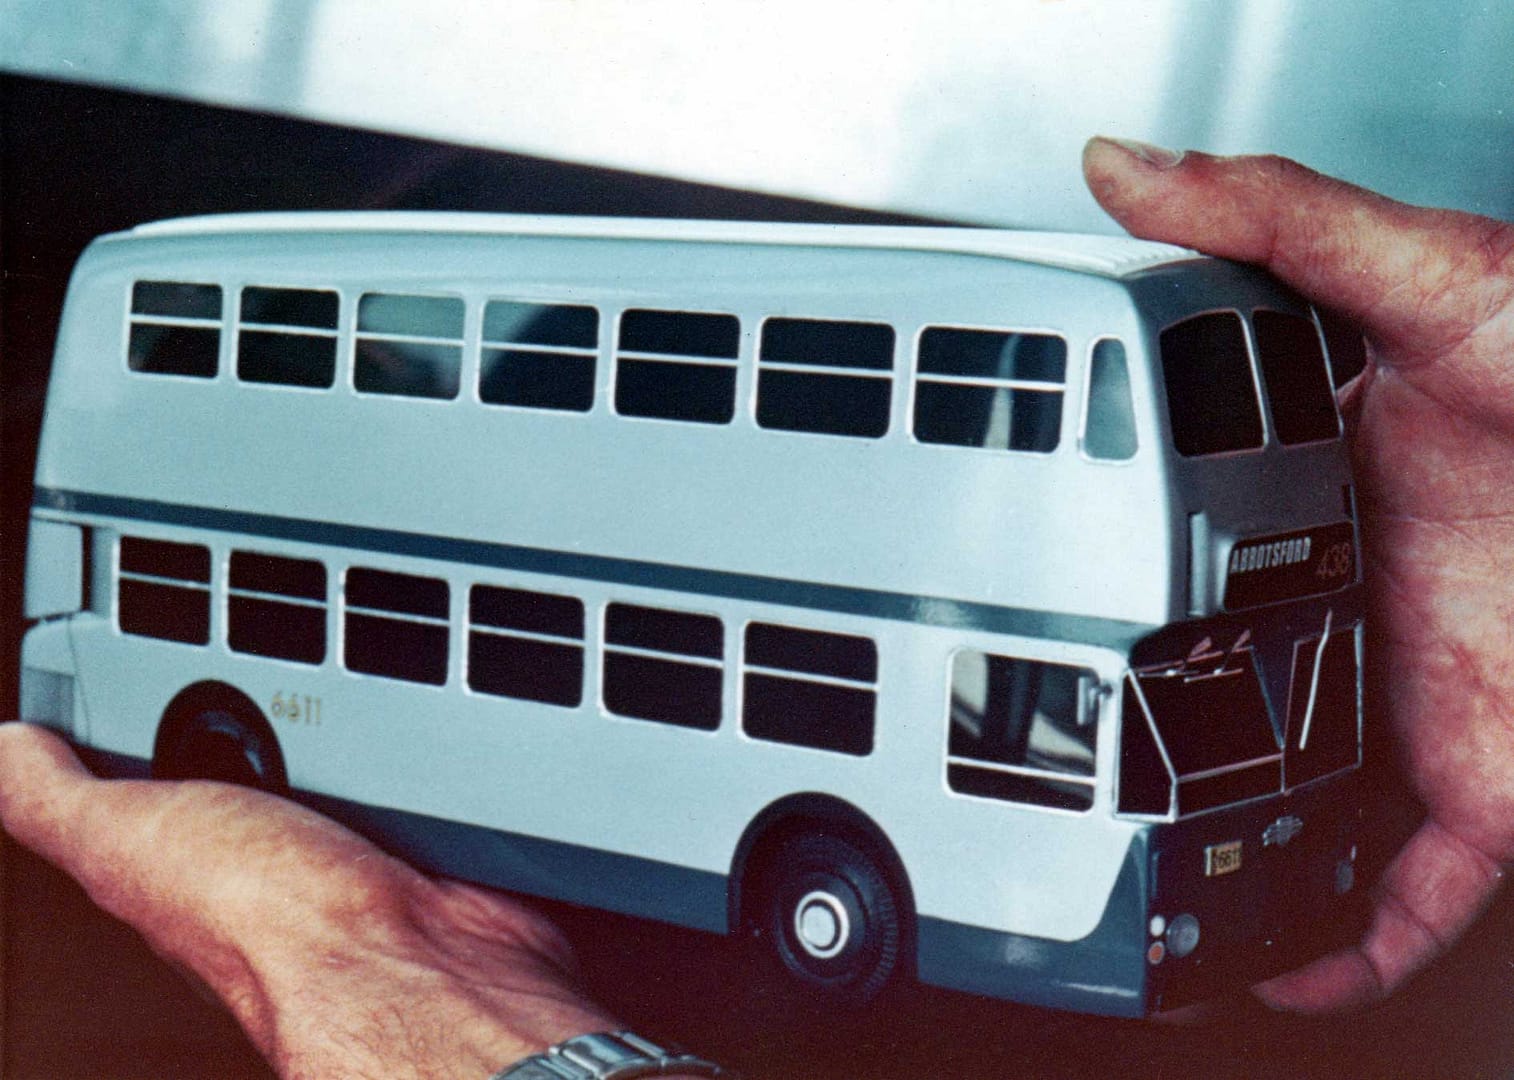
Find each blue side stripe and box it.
[34,486,1151,648]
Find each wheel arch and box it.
[152,679,288,790]
[729,792,917,966]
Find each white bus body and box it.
[21,213,1365,1016]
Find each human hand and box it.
[1083,137,1514,1011]
[0,721,621,1080]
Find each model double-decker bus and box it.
[21,212,1363,1016]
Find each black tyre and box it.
[153,684,287,792]
[750,831,903,1003]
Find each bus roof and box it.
[124,212,1200,279]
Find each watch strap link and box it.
[492,1031,732,1079]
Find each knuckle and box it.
[1237,152,1312,193]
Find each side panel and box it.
[56,514,1142,944]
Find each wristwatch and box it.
[491,1031,733,1079]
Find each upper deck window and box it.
[1160,312,1263,457]
[1253,310,1340,445]
[1319,311,1369,389]
[238,286,339,389]
[615,309,739,425]
[1082,339,1137,461]
[913,328,1064,453]
[128,281,222,378]
[481,301,598,413]
[355,293,464,400]
[757,318,894,439]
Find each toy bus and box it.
[20,212,1364,1016]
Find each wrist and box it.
[240,904,621,1079]
[490,1031,732,1079]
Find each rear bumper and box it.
[20,618,84,739]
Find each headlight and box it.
[1166,913,1201,958]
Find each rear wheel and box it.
[749,831,903,1003]
[153,683,287,792]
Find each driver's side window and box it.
[946,651,1097,811]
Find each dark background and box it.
[3,75,1513,1079]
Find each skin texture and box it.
[0,722,620,1080]
[4,143,1514,1075]
[1083,137,1514,1010]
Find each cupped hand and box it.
[0,722,617,1080]
[1084,137,1514,1010]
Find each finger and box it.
[0,722,218,934]
[1081,137,1514,360]
[1254,817,1504,1011]
[0,723,350,923]
[0,722,102,870]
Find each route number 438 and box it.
[271,692,323,725]
[1315,541,1354,582]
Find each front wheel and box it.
[750,831,903,1003]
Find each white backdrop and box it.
[3,0,1513,230]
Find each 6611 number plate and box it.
[1204,840,1244,877]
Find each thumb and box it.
[0,722,101,868]
[1081,137,1514,362]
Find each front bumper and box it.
[1144,773,1367,1011]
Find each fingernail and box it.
[1096,136,1185,169]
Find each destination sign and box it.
[1222,521,1356,610]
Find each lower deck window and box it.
[117,536,211,645]
[947,652,1097,811]
[602,602,723,729]
[741,622,877,755]
[228,551,327,664]
[468,584,585,707]
[1119,679,1171,815]
[344,567,450,685]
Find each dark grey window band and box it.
[491,1031,733,1079]
[33,486,1148,650]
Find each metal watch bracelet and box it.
[491,1031,733,1079]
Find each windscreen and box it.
[1161,309,1343,457]
[1253,310,1340,444]
[1284,624,1361,786]
[1159,312,1263,456]
[1130,646,1282,816]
